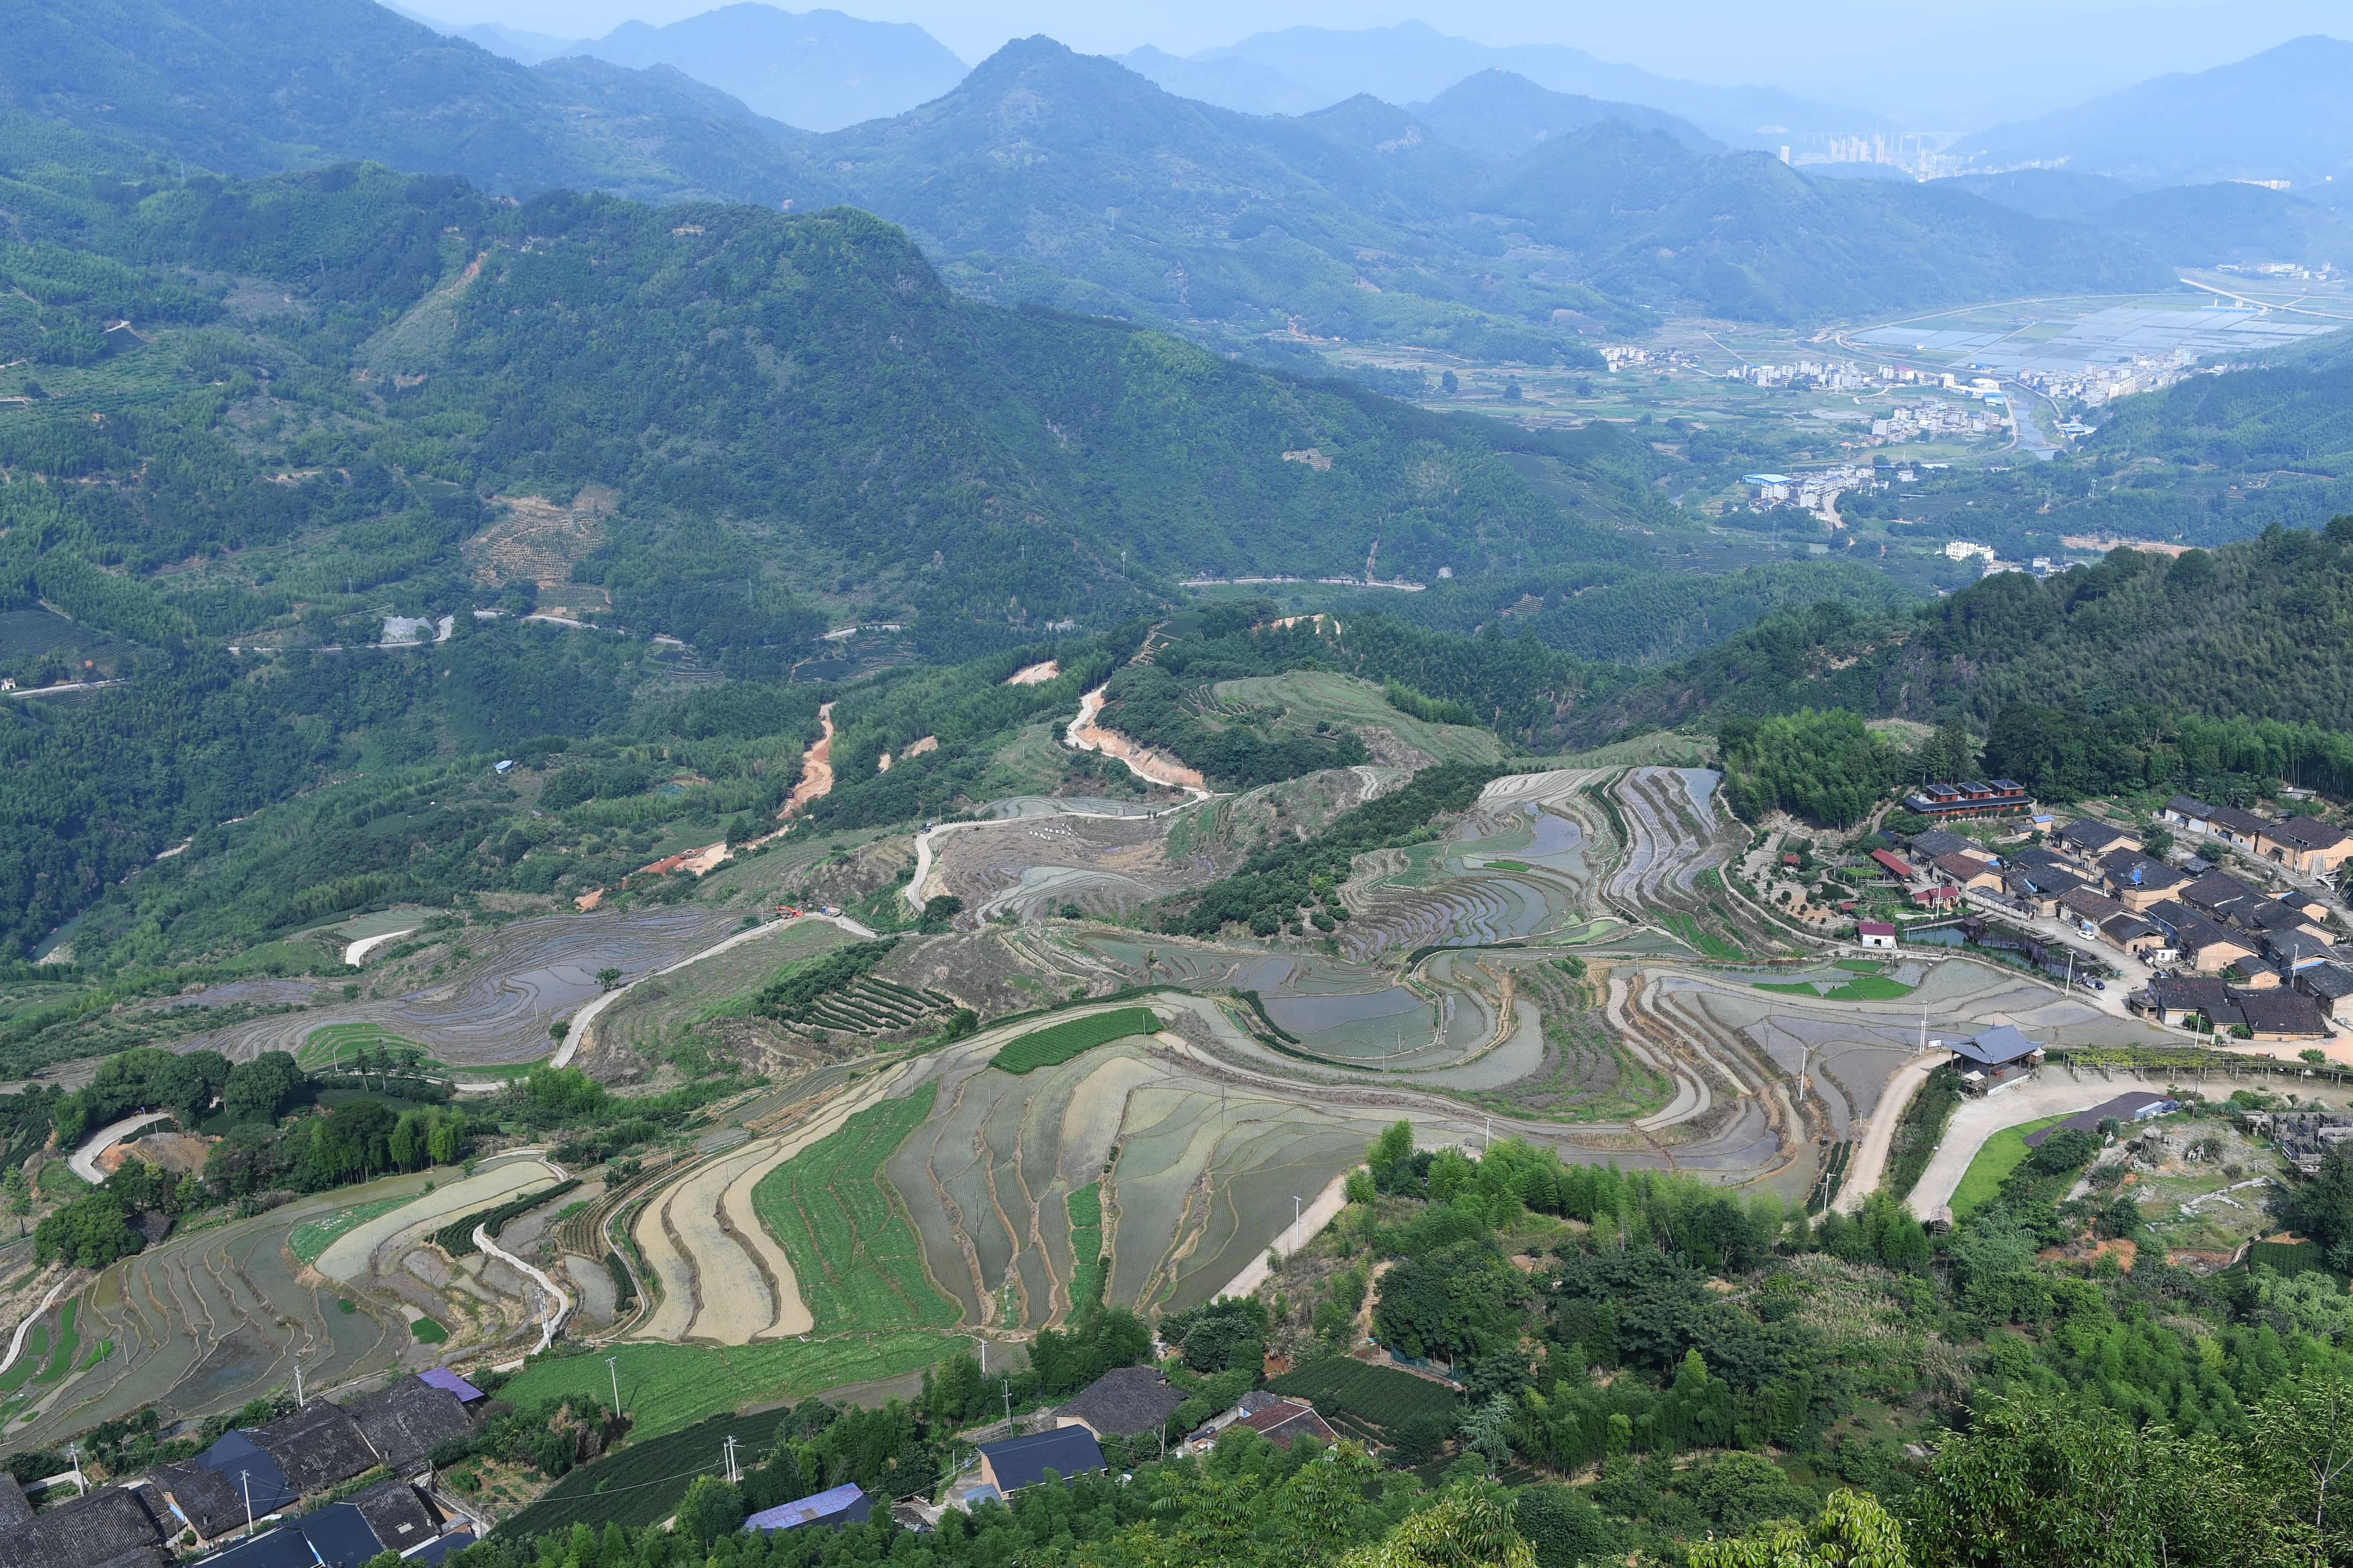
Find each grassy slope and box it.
[1951,1113,2070,1220]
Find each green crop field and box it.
[2246,1239,2336,1279]
[495,1335,951,1450]
[750,1084,959,1332]
[290,1194,418,1264]
[35,1301,78,1385]
[993,1008,1159,1075]
[0,1326,49,1396]
[299,1021,434,1070]
[1758,975,1916,1002]
[411,1317,448,1343]
[1267,1357,1460,1435]
[1661,913,1743,962]
[1067,1183,1104,1312]
[1951,1114,2070,1220]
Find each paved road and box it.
[67,1111,175,1183]
[1908,1068,2189,1222]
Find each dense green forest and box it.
[1588,522,2353,764]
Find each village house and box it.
[973,1427,1107,1496]
[2256,816,2353,877]
[1931,852,2004,892]
[2145,901,2258,973]
[2053,817,2138,864]
[1052,1367,1186,1441]
[2236,988,2331,1041]
[1946,1024,2043,1091]
[2096,849,2185,911]
[2296,962,2353,1020]
[743,1485,872,1535]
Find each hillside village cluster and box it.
[1856,782,2353,1052]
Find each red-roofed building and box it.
[1237,1397,1339,1450]
[1857,921,1898,949]
[1869,849,1918,882]
[1911,884,1961,910]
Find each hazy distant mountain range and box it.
[5,0,2346,343]
[406,3,968,132]
[1957,36,2353,193]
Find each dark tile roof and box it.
[2235,989,2328,1036]
[2148,975,2231,1012]
[2300,964,2353,1001]
[190,1526,317,1568]
[347,1481,438,1554]
[0,1487,164,1568]
[0,1477,29,1529]
[2166,796,2217,819]
[1932,852,1997,882]
[2006,867,2087,900]
[343,1378,475,1472]
[88,1549,172,1568]
[1907,830,1978,860]
[2101,913,2163,944]
[2057,819,2131,854]
[1054,1367,1186,1436]
[2060,887,2124,922]
[2208,805,2271,840]
[406,1532,473,1568]
[190,1434,296,1517]
[1950,1026,2040,1068]
[2246,899,2317,932]
[2267,929,2335,965]
[979,1427,1105,1491]
[2098,850,2182,892]
[2266,816,2346,853]
[149,1462,257,1541]
[290,1502,383,1568]
[250,1402,380,1495]
[2180,870,2262,915]
[2007,847,2072,877]
[2148,901,2253,958]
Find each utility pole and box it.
[970,1334,987,1376]
[1292,1195,1302,1254]
[607,1355,621,1415]
[67,1445,83,1497]
[723,1436,739,1486]
[241,1470,254,1537]
[294,1363,305,1407]
[1002,1378,1014,1436]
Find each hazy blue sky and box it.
[419,0,2348,124]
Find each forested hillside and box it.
[1588,523,2353,796]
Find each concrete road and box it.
[1907,1068,2191,1222]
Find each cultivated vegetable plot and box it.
[750,1084,958,1332]
[1266,1357,1460,1442]
[795,974,947,1036]
[993,1007,1159,1074]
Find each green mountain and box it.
[1472,121,2173,323]
[0,0,843,209]
[808,36,1634,354]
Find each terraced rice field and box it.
[184,904,749,1068]
[10,1185,416,1448]
[886,1028,1455,1328]
[298,1021,431,1070]
[582,917,851,1060]
[749,1084,958,1333]
[630,1068,919,1345]
[290,1195,417,1264]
